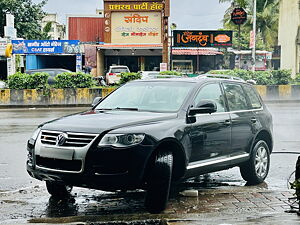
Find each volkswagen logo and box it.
[56,133,68,146]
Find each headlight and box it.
[30,128,41,141]
[98,133,145,148]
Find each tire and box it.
[145,151,173,214]
[240,140,270,185]
[46,181,73,198]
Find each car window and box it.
[193,83,226,112]
[96,81,196,112]
[243,85,262,109]
[110,68,129,73]
[223,83,249,111]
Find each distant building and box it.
[278,0,299,77]
[42,13,65,40]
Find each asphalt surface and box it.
[0,103,300,224]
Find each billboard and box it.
[173,30,233,48]
[111,12,162,44]
[12,40,80,54]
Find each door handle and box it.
[224,120,231,126]
[251,118,257,123]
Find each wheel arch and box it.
[144,138,187,182]
[253,130,273,153]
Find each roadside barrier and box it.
[0,85,299,106]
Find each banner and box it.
[173,30,233,48]
[12,40,80,54]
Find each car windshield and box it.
[95,81,196,112]
[111,68,129,73]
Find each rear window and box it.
[243,85,262,109]
[110,68,129,73]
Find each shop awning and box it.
[172,48,223,56]
[97,44,163,50]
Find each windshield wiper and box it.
[114,107,139,111]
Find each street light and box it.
[170,23,177,71]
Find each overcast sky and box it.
[33,0,230,30]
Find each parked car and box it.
[26,68,72,85]
[105,65,130,85]
[0,81,7,89]
[140,71,184,80]
[26,75,273,213]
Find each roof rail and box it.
[198,73,245,82]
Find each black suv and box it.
[26,75,273,213]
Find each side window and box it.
[243,85,262,109]
[223,83,249,111]
[194,83,226,112]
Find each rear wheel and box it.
[145,151,173,214]
[46,181,73,198]
[240,140,270,184]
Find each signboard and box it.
[0,38,8,56]
[160,62,167,72]
[12,40,80,54]
[173,30,233,48]
[231,8,247,25]
[106,2,164,11]
[249,30,255,49]
[111,12,162,44]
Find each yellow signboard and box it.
[111,12,162,44]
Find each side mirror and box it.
[188,100,217,116]
[91,97,102,107]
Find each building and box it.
[278,0,299,77]
[42,14,65,40]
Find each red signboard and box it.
[231,8,247,25]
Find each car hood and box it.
[41,110,178,134]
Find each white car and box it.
[105,66,130,85]
[140,71,160,80]
[0,81,7,89]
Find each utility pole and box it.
[251,0,257,72]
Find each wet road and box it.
[0,103,300,224]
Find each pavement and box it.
[0,182,299,225]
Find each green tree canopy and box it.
[0,0,47,39]
[220,0,279,50]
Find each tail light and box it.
[109,73,115,76]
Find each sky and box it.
[32,0,231,30]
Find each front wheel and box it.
[46,181,73,198]
[240,140,270,184]
[145,151,173,214]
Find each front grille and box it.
[40,130,98,147]
[36,156,82,172]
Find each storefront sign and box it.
[0,38,8,56]
[160,63,167,72]
[231,8,247,25]
[173,30,233,48]
[106,2,163,11]
[111,12,161,44]
[12,40,80,54]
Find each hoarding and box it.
[173,30,233,48]
[12,40,80,54]
[111,12,161,44]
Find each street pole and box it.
[251,0,257,72]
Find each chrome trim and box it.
[187,153,249,170]
[36,164,83,174]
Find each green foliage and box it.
[159,71,182,76]
[41,21,52,40]
[119,72,141,84]
[8,72,49,89]
[0,0,47,39]
[209,69,292,85]
[54,72,94,88]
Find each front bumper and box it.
[27,140,155,191]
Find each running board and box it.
[187,153,249,170]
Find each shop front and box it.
[96,0,169,75]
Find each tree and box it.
[220,0,279,50]
[0,0,47,39]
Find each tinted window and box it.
[96,81,196,112]
[243,85,262,109]
[110,68,129,73]
[194,83,226,112]
[223,83,249,111]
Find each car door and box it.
[189,82,231,163]
[222,82,255,155]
